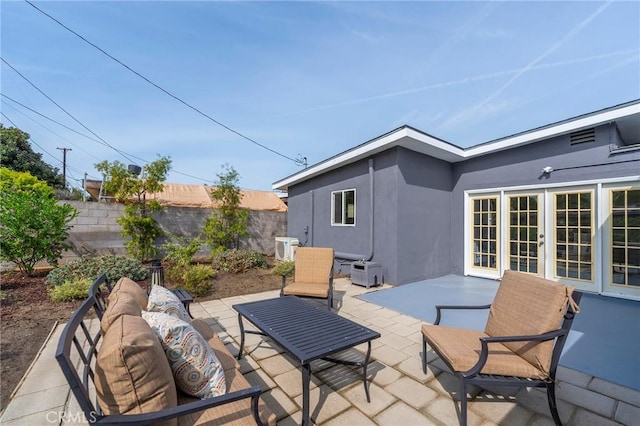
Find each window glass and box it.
[610,189,640,287]
[555,191,593,282]
[331,189,356,226]
[471,196,499,270]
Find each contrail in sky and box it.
[438,0,616,131]
[476,0,614,107]
[276,49,636,118]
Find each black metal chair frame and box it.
[422,291,582,426]
[55,274,265,425]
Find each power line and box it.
[1,111,61,164]
[0,93,219,183]
[1,57,138,165]
[1,97,103,161]
[24,0,302,165]
[0,93,220,183]
[2,93,108,147]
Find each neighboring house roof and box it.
[84,180,287,212]
[273,100,640,191]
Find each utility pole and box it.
[57,147,71,188]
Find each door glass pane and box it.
[555,191,593,282]
[508,195,539,273]
[471,196,499,271]
[609,189,640,288]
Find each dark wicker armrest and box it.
[463,329,568,377]
[434,304,491,325]
[93,385,265,426]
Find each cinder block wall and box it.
[60,201,287,263]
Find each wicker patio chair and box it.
[280,247,335,309]
[421,270,582,426]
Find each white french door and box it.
[467,182,640,299]
[506,192,545,276]
[602,184,640,297]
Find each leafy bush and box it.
[272,260,295,276]
[179,264,215,296]
[162,236,203,267]
[49,278,92,302]
[212,249,268,274]
[46,255,147,286]
[0,168,78,275]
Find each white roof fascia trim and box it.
[273,102,640,190]
[466,103,640,157]
[273,127,465,190]
[273,127,409,189]
[404,127,466,156]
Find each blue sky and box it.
[1,1,639,192]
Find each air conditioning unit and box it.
[275,237,299,261]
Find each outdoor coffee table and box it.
[233,296,380,426]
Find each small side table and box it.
[350,261,383,288]
[171,288,194,318]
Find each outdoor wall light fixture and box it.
[541,166,554,174]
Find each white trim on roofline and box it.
[273,100,640,191]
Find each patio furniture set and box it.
[56,247,581,425]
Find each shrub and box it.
[272,260,295,276]
[180,264,215,296]
[0,169,78,275]
[162,236,203,267]
[46,255,147,286]
[212,249,268,274]
[49,278,92,302]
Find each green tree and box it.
[0,124,65,189]
[0,168,77,275]
[95,156,171,261]
[203,164,249,253]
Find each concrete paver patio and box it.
[2,278,638,425]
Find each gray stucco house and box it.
[273,100,640,300]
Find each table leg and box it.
[237,313,245,360]
[363,341,372,402]
[302,362,311,426]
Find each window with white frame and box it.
[332,189,355,225]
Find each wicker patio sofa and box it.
[56,273,275,425]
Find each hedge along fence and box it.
[59,201,287,264]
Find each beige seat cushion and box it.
[485,271,575,373]
[422,324,548,379]
[283,282,329,298]
[178,318,274,425]
[110,277,148,310]
[95,315,177,424]
[177,363,276,426]
[100,290,141,333]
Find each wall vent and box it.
[570,128,595,145]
